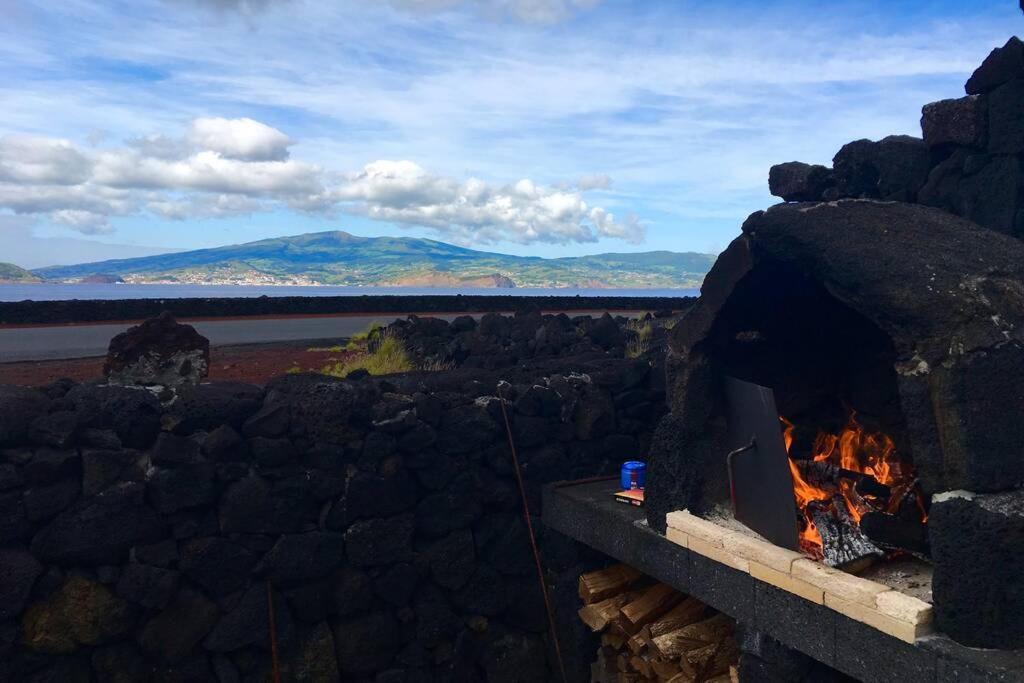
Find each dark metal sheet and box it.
[724,375,800,550]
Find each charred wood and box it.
[808,497,884,568]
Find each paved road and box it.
[0,310,643,362]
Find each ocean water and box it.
[0,283,700,302]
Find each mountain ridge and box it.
[30,230,716,289]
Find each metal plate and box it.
[724,375,800,550]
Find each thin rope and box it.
[267,579,282,683]
[496,382,569,683]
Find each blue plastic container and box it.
[620,461,646,490]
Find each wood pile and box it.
[579,564,739,683]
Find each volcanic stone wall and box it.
[768,36,1024,240]
[0,357,664,681]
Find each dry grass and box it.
[321,331,414,378]
[625,318,653,359]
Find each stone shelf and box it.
[542,478,1024,683]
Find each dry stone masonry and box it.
[0,333,666,681]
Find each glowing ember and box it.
[781,412,923,559]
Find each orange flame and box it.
[781,412,919,559]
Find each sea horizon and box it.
[0,282,700,303]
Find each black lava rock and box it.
[987,78,1024,155]
[333,611,399,676]
[255,531,346,582]
[920,95,987,148]
[931,490,1024,649]
[179,536,257,596]
[151,433,202,468]
[831,135,931,201]
[204,583,293,652]
[344,514,415,567]
[138,588,219,662]
[147,464,215,514]
[29,412,79,449]
[201,424,249,462]
[31,484,167,565]
[0,548,43,620]
[219,475,315,534]
[171,382,264,433]
[965,36,1024,95]
[768,161,834,201]
[116,563,179,609]
[0,386,50,447]
[424,529,475,590]
[24,479,79,522]
[23,448,80,485]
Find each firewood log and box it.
[648,657,682,680]
[808,497,883,568]
[579,564,644,604]
[619,584,682,635]
[651,613,733,658]
[685,637,739,679]
[581,592,636,632]
[603,631,628,650]
[645,597,709,640]
[630,655,653,678]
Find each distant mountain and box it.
[0,263,42,283]
[32,231,716,289]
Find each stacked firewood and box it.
[578,565,738,683]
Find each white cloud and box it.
[0,136,92,185]
[389,0,601,23]
[331,160,641,244]
[50,209,112,235]
[0,120,631,244]
[574,173,612,191]
[188,117,293,161]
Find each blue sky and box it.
[0,0,1019,267]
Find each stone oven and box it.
[539,35,1024,682]
[648,199,1024,650]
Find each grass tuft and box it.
[321,330,415,377]
[625,318,653,359]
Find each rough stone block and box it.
[768,161,833,202]
[966,37,1024,95]
[835,613,936,683]
[688,552,755,624]
[988,78,1024,154]
[930,489,1024,649]
[753,583,836,666]
[921,95,987,148]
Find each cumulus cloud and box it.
[0,136,92,185]
[188,117,292,161]
[331,160,640,244]
[0,119,634,244]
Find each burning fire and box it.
[781,413,921,558]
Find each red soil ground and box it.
[0,342,357,387]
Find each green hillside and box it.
[0,263,42,283]
[32,231,716,289]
